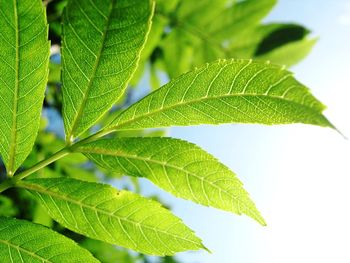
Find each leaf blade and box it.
[62,0,154,141]
[0,217,98,262]
[207,0,277,41]
[256,37,317,67]
[77,137,266,225]
[0,0,50,175]
[229,23,311,61]
[17,178,204,256]
[109,59,332,131]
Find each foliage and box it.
[0,0,332,261]
[0,217,98,262]
[0,0,50,175]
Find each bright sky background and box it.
[139,0,350,262]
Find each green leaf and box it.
[158,0,280,75]
[17,178,204,255]
[206,0,277,41]
[232,23,316,67]
[229,23,310,60]
[256,38,317,67]
[254,24,310,56]
[0,0,50,175]
[192,41,225,67]
[141,15,167,62]
[0,196,18,217]
[161,28,194,78]
[156,0,180,14]
[0,217,98,262]
[130,14,168,86]
[109,59,333,131]
[77,137,266,225]
[81,239,137,263]
[62,0,154,141]
[176,0,228,29]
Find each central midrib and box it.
[68,0,116,140]
[0,238,53,262]
[18,182,201,246]
[112,93,325,131]
[80,147,264,223]
[8,0,20,175]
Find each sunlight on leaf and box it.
[62,0,154,141]
[109,59,333,131]
[0,0,50,175]
[17,178,205,256]
[0,217,98,262]
[77,137,266,225]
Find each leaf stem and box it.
[71,128,114,149]
[17,130,113,180]
[15,148,71,181]
[0,127,116,194]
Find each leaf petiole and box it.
[0,126,117,193]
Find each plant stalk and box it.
[0,127,116,193]
[15,148,71,181]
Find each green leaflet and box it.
[161,28,194,78]
[0,217,98,262]
[254,24,310,56]
[175,0,276,39]
[17,178,204,256]
[130,14,168,86]
[0,0,50,175]
[206,0,277,41]
[0,196,17,217]
[176,0,228,28]
[108,59,333,131]
[256,38,317,67]
[160,0,277,76]
[77,137,266,225]
[81,239,137,263]
[228,23,315,67]
[62,0,154,141]
[229,23,311,60]
[156,0,179,14]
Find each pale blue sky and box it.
[139,1,350,262]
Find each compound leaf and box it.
[77,137,266,225]
[109,59,333,131]
[0,217,98,262]
[62,0,154,141]
[0,0,50,175]
[17,178,204,256]
[159,0,277,75]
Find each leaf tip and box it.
[334,126,347,139]
[252,212,267,226]
[202,243,212,254]
[322,118,346,139]
[242,201,267,226]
